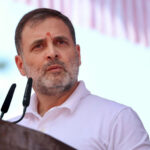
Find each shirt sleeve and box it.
[108,107,150,150]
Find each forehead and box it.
[22,18,72,44]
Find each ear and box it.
[75,44,81,66]
[15,55,26,76]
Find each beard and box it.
[23,53,79,96]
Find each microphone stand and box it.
[13,77,32,124]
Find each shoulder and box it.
[78,91,148,129]
[80,94,150,149]
[76,81,128,115]
[79,93,128,117]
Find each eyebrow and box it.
[30,35,70,48]
[30,39,46,48]
[53,36,69,42]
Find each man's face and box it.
[15,18,81,95]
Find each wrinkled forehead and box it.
[21,18,74,50]
[23,18,70,37]
[22,17,71,39]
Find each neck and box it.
[36,82,79,116]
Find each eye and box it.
[56,40,66,45]
[32,43,44,51]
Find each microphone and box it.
[23,77,33,108]
[0,83,16,120]
[13,77,32,124]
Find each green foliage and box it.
[0,61,7,70]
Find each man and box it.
[15,8,150,149]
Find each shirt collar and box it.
[59,81,91,113]
[26,81,90,116]
[26,93,40,118]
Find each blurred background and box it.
[0,0,150,135]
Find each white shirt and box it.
[16,81,150,150]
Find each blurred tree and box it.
[0,60,7,71]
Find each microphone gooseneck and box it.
[13,78,32,124]
[0,83,16,120]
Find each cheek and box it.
[23,57,42,74]
[23,53,43,67]
[66,52,79,67]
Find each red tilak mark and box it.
[46,32,51,36]
[46,32,53,41]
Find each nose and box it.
[45,43,59,60]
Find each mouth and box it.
[46,64,64,73]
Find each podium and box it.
[0,120,76,150]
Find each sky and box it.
[0,0,150,134]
